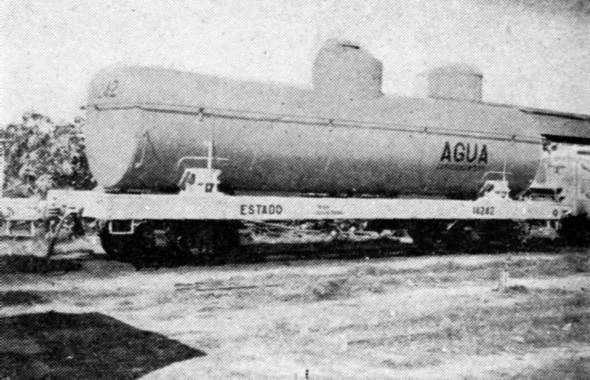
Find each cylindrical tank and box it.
[85,67,545,198]
[88,38,584,198]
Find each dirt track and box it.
[1,251,589,379]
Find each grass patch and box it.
[0,291,48,306]
[306,274,387,301]
[381,356,442,369]
[508,254,590,278]
[564,291,590,308]
[345,254,588,290]
[562,253,590,273]
[346,265,405,277]
[424,260,474,273]
[0,256,81,274]
[511,357,590,380]
[308,278,350,301]
[346,288,589,354]
[501,285,529,295]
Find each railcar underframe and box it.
[46,159,576,263]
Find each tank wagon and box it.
[48,40,590,262]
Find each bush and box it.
[2,112,95,197]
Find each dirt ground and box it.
[1,250,589,379]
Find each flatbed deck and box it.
[47,189,568,221]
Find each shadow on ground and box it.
[0,311,205,379]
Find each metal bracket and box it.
[176,141,228,194]
[108,220,141,235]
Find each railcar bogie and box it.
[97,219,244,267]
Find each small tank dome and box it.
[313,39,383,101]
[416,63,483,102]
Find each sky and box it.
[1,0,589,125]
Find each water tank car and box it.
[83,40,590,199]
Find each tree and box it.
[2,112,96,197]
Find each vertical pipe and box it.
[207,140,213,170]
[574,158,580,215]
[0,140,5,199]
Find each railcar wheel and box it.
[100,220,245,266]
[99,222,186,267]
[177,221,242,265]
[443,222,482,253]
[130,222,191,268]
[445,221,525,253]
[407,221,446,254]
[126,222,159,267]
[99,225,133,261]
[559,214,590,246]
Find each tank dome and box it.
[416,63,483,102]
[312,39,383,100]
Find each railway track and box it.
[119,235,570,269]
